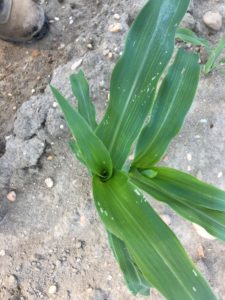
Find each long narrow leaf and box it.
[96,0,189,169]
[93,171,216,300]
[176,28,209,49]
[51,86,112,179]
[204,34,225,74]
[70,70,97,130]
[130,168,225,242]
[133,49,200,168]
[137,167,225,211]
[108,231,150,296]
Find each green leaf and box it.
[68,139,86,166]
[176,27,210,49]
[96,0,189,170]
[108,231,150,296]
[70,70,97,130]
[204,34,225,74]
[130,168,225,242]
[138,167,225,211]
[50,86,112,179]
[93,171,216,300]
[133,48,200,168]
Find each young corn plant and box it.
[51,0,225,299]
[176,27,225,74]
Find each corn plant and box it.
[51,0,225,299]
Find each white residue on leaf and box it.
[192,286,197,293]
[192,269,198,277]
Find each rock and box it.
[5,136,45,169]
[8,275,18,288]
[48,285,57,294]
[45,178,54,188]
[46,108,69,139]
[14,96,50,140]
[0,249,6,256]
[108,23,123,33]
[113,14,120,20]
[203,11,222,31]
[197,245,205,258]
[6,191,16,202]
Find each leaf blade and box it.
[50,86,112,179]
[96,0,189,169]
[93,171,216,300]
[70,70,97,130]
[130,168,225,242]
[108,231,150,296]
[176,27,209,49]
[133,48,200,168]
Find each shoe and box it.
[0,0,49,42]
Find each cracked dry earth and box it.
[0,0,225,299]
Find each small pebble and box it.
[113,14,120,20]
[197,245,205,258]
[47,155,54,161]
[187,153,192,161]
[107,275,113,281]
[108,23,123,33]
[75,241,82,249]
[0,249,6,256]
[48,285,57,294]
[108,52,113,59]
[87,43,93,49]
[54,17,60,21]
[8,275,18,288]
[7,191,16,202]
[203,11,222,31]
[103,49,109,56]
[217,171,223,178]
[45,178,54,188]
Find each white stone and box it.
[7,191,16,202]
[45,178,54,188]
[48,285,57,294]
[203,11,222,31]
[108,23,123,33]
[113,14,120,20]
[0,250,6,256]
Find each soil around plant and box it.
[0,0,225,299]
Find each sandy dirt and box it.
[0,0,225,299]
